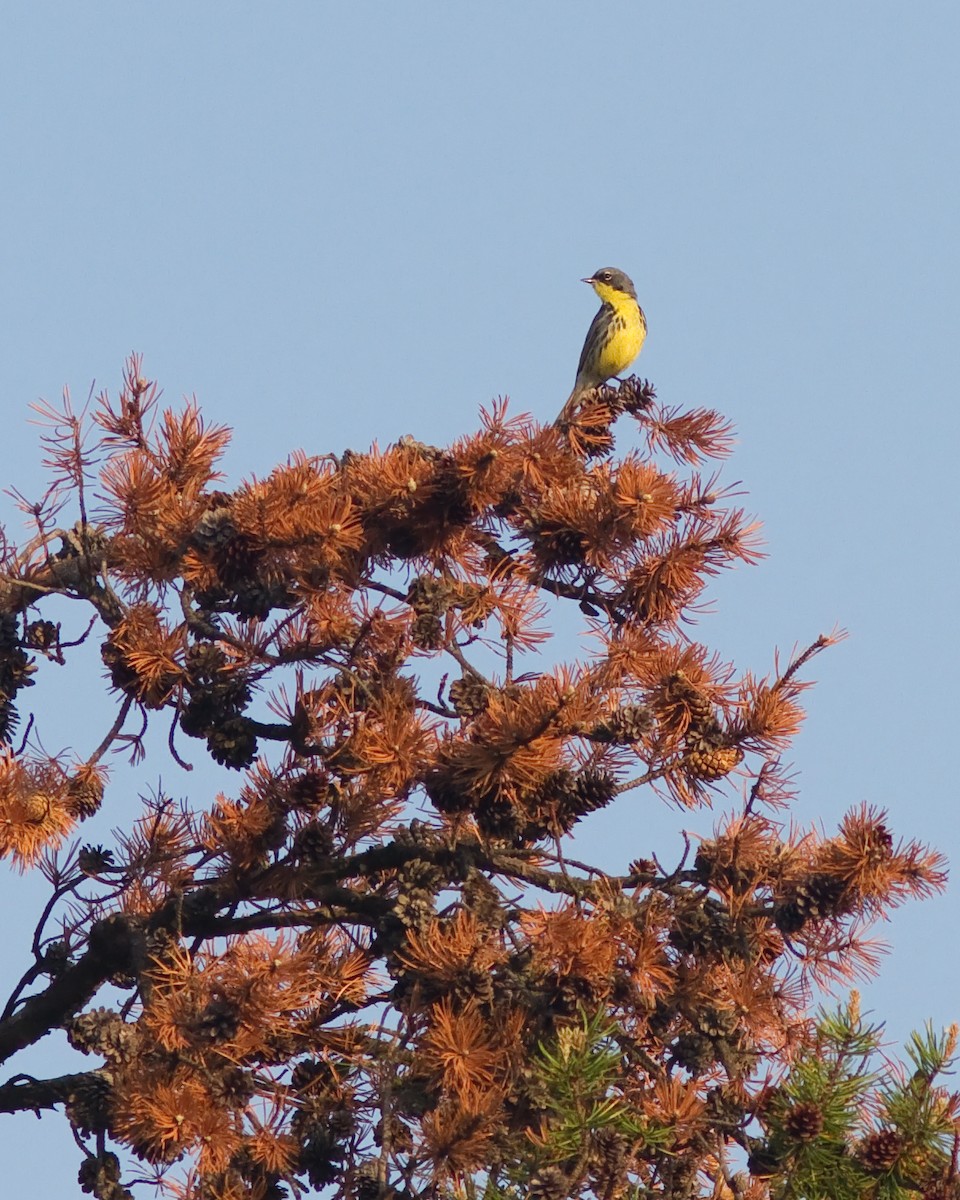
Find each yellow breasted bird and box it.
[558,267,646,422]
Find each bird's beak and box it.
[581,276,596,285]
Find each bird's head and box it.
[583,267,637,304]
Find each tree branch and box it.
[0,1070,101,1115]
[0,915,140,1066]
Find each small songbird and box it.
[558,267,647,422]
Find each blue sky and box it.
[2,3,959,1191]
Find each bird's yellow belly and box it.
[596,316,645,378]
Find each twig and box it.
[363,577,408,604]
[1,875,82,1022]
[86,695,133,767]
[14,714,35,757]
[57,613,99,651]
[745,758,778,815]
[776,630,844,689]
[445,641,493,688]
[613,762,671,794]
[167,709,193,771]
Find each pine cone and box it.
[375,1113,413,1154]
[210,529,257,583]
[191,994,240,1043]
[42,940,70,978]
[394,860,443,930]
[684,742,743,780]
[286,768,335,811]
[783,1100,825,1142]
[291,1058,335,1093]
[858,1128,904,1171]
[233,577,294,620]
[628,857,657,878]
[393,819,440,846]
[180,674,253,743]
[78,1151,130,1199]
[25,619,60,651]
[406,574,453,615]
[617,376,657,415]
[206,715,258,769]
[747,1145,785,1178]
[294,820,334,863]
[528,1165,570,1200]
[774,873,848,933]
[671,1031,718,1074]
[191,503,238,551]
[66,1073,112,1136]
[667,670,717,731]
[695,1004,739,1039]
[448,673,491,717]
[590,703,653,743]
[530,766,617,838]
[327,1108,357,1138]
[596,1127,629,1175]
[921,1178,960,1200]
[410,612,444,650]
[65,770,106,820]
[100,639,139,696]
[0,613,19,650]
[208,1065,255,1107]
[354,1162,392,1200]
[572,766,617,812]
[78,844,115,875]
[67,1008,131,1058]
[475,792,523,839]
[296,1121,343,1190]
[184,641,228,683]
[423,764,471,815]
[534,525,589,567]
[462,871,505,927]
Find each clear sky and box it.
[2,3,959,1192]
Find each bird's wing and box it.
[575,305,608,383]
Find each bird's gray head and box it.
[582,267,637,299]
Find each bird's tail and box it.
[555,383,589,426]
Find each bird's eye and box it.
[600,271,611,282]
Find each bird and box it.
[557,267,646,423]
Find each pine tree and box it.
[0,359,952,1200]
